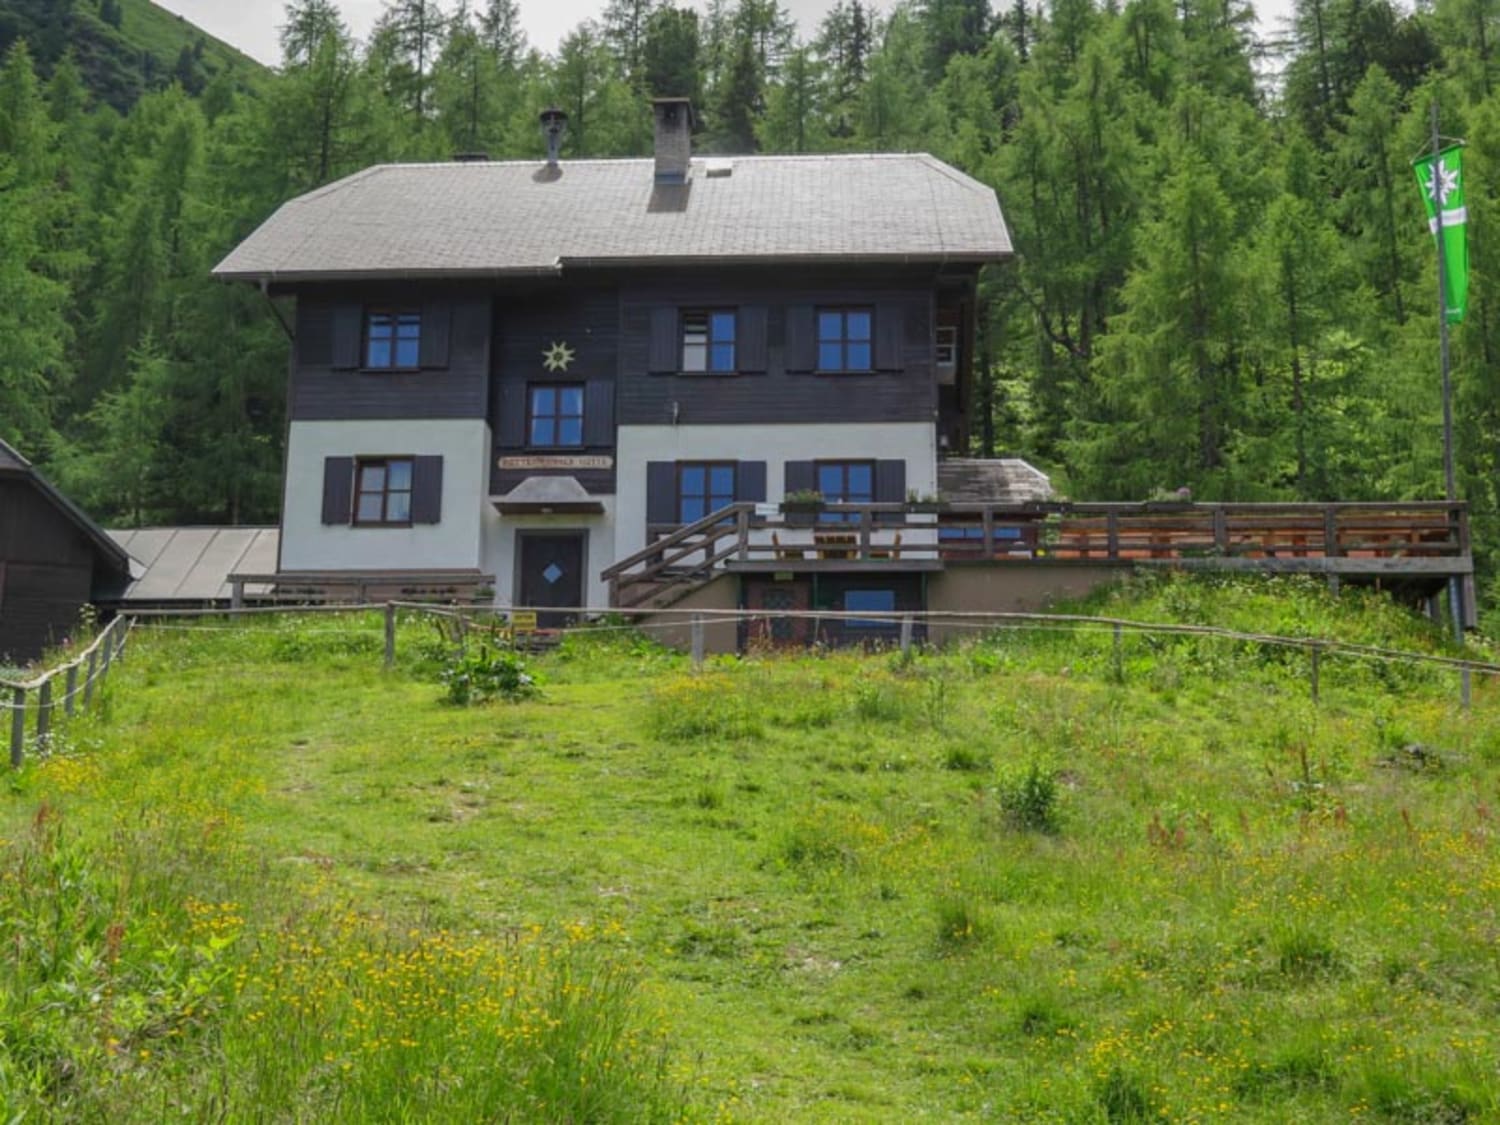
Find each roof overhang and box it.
[492,475,606,515]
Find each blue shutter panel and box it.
[646,462,677,526]
[331,305,362,369]
[737,461,767,502]
[419,299,450,367]
[321,457,354,524]
[648,308,678,373]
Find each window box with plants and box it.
[905,490,945,514]
[781,488,826,528]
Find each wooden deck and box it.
[604,500,1471,610]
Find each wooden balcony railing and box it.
[601,500,1471,609]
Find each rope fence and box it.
[11,600,1489,768]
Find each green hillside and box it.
[0,0,265,111]
[5,576,1499,1120]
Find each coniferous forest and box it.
[3,0,1500,602]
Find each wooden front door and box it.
[517,533,586,628]
[744,577,812,648]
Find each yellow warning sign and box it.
[511,610,538,633]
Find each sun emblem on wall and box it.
[542,341,576,372]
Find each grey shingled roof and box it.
[213,154,1011,282]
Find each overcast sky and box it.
[156,0,1296,70]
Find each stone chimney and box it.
[652,98,693,185]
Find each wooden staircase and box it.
[601,504,756,610]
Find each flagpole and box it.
[1430,100,1466,657]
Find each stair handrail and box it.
[600,502,756,583]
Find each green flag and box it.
[1413,143,1469,324]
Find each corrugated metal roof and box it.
[107,527,279,603]
[213,154,1012,282]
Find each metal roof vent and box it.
[539,107,568,168]
[705,158,734,178]
[452,151,490,163]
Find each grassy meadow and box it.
[4,574,1500,1121]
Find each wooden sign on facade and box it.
[497,455,614,471]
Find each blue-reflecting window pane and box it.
[711,312,736,342]
[846,589,896,629]
[558,417,583,446]
[818,312,842,340]
[395,338,420,367]
[386,491,411,523]
[387,461,412,490]
[367,339,391,367]
[682,466,705,493]
[532,387,556,414]
[847,311,872,341]
[396,314,420,339]
[710,343,735,371]
[846,342,871,371]
[559,386,584,415]
[818,342,842,371]
[681,497,705,523]
[818,466,841,495]
[710,466,734,496]
[530,418,552,445]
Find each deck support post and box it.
[691,615,705,670]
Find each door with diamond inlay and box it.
[517,532,585,628]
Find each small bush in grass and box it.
[1095,1065,1161,1122]
[934,894,987,952]
[942,742,991,772]
[1275,927,1345,981]
[996,760,1061,832]
[440,645,540,705]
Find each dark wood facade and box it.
[277,266,982,504]
[0,455,132,665]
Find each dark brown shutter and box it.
[647,307,678,373]
[498,380,527,447]
[321,456,354,524]
[876,459,907,523]
[738,305,768,372]
[875,302,904,371]
[584,379,614,447]
[297,303,333,366]
[737,460,767,502]
[412,456,444,523]
[785,305,815,372]
[419,299,451,367]
[646,461,677,526]
[331,305,362,369]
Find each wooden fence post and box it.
[1112,622,1124,683]
[1461,664,1472,710]
[1310,644,1321,704]
[691,615,705,671]
[899,615,914,656]
[63,663,78,717]
[36,680,52,747]
[10,687,24,768]
[83,649,98,709]
[384,603,397,669]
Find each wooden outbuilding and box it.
[0,440,132,665]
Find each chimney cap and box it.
[651,97,695,127]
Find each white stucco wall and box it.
[280,419,489,572]
[614,422,937,560]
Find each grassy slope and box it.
[5,575,1500,1121]
[115,0,263,77]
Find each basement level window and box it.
[365,309,420,368]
